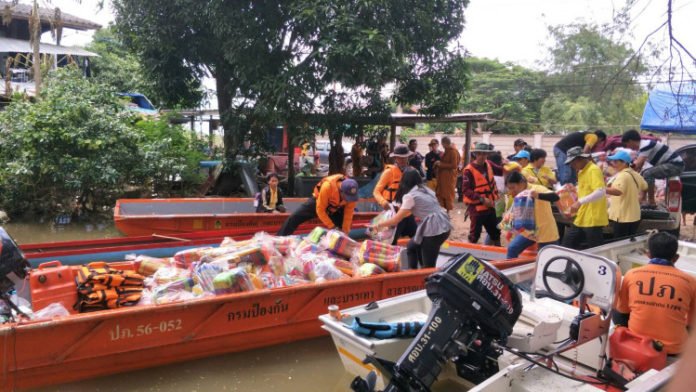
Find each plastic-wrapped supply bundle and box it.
[252,232,300,256]
[306,227,328,244]
[212,267,256,295]
[231,245,268,266]
[499,209,515,243]
[258,271,278,289]
[301,258,318,281]
[332,258,357,276]
[192,262,225,293]
[324,229,359,259]
[313,260,347,282]
[556,183,578,216]
[512,191,537,240]
[136,256,169,276]
[293,239,323,257]
[357,240,401,272]
[367,209,396,244]
[268,256,287,277]
[153,277,197,304]
[32,302,70,320]
[358,263,385,277]
[152,266,190,285]
[173,247,212,269]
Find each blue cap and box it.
[340,178,360,202]
[607,150,632,164]
[512,150,530,160]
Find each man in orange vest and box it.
[373,144,417,244]
[462,142,501,245]
[277,175,359,236]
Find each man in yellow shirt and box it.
[522,149,557,190]
[606,150,648,239]
[505,172,560,258]
[554,130,607,184]
[561,146,608,249]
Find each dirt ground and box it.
[448,203,696,245]
[448,203,473,243]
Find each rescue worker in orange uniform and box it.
[277,175,359,236]
[373,144,418,244]
[462,142,501,245]
[614,232,696,355]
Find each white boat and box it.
[321,235,689,391]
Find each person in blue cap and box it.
[511,149,530,168]
[606,149,648,239]
[277,174,359,236]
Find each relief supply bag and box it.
[512,191,537,240]
[367,206,396,244]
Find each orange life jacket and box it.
[380,165,403,203]
[313,174,348,213]
[76,262,144,312]
[463,162,499,212]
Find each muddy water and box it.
[7,222,461,392]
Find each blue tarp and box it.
[641,82,696,134]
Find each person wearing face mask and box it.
[373,144,418,244]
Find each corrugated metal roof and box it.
[0,37,97,56]
[0,1,101,31]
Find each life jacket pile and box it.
[76,262,145,312]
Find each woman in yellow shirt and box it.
[606,150,648,238]
[522,148,557,190]
[505,172,560,258]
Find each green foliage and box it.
[0,68,207,217]
[460,57,546,134]
[113,0,472,162]
[134,115,207,196]
[540,23,648,132]
[86,27,158,104]
[541,94,605,132]
[0,67,142,216]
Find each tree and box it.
[0,67,143,216]
[86,27,157,103]
[541,22,650,133]
[459,57,547,133]
[113,0,471,179]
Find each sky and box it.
[46,0,696,70]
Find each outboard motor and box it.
[352,253,522,392]
[0,228,31,317]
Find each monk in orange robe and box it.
[435,137,460,211]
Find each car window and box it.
[679,146,696,172]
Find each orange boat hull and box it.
[1,242,534,390]
[114,198,380,236]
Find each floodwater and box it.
[5,222,458,392]
[6,222,464,392]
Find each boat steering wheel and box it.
[541,256,585,302]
